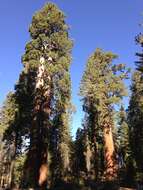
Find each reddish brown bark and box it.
[38,135,50,188]
[103,125,118,181]
[23,64,51,189]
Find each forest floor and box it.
[48,183,137,190]
[0,182,138,190]
[0,187,137,190]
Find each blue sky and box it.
[0,0,143,137]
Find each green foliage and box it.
[1,2,141,189]
[15,2,73,188]
[80,48,129,132]
[128,71,143,182]
[0,92,19,188]
[117,106,134,185]
[79,48,129,182]
[0,92,19,150]
[13,154,26,187]
[135,33,143,72]
[0,92,17,131]
[118,106,130,156]
[75,128,87,173]
[80,48,128,107]
[22,3,72,77]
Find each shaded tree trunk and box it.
[8,141,17,188]
[38,88,52,189]
[23,95,42,188]
[23,63,52,189]
[93,134,99,180]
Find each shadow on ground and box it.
[49,181,135,190]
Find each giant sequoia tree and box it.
[1,2,142,189]
[80,48,128,182]
[13,3,73,189]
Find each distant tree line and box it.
[0,3,143,190]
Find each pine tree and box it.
[117,106,132,185]
[80,48,129,182]
[0,92,18,188]
[128,71,143,182]
[73,128,87,184]
[13,3,73,188]
[77,101,103,182]
[135,33,143,72]
[50,72,73,185]
[118,106,130,164]
[12,153,26,188]
[127,33,143,183]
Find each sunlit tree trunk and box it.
[84,134,92,174]
[103,124,117,181]
[37,58,53,188]
[0,175,4,188]
[8,159,15,188]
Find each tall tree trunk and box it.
[85,134,92,174]
[93,134,99,180]
[38,88,51,189]
[23,96,42,188]
[0,175,4,188]
[23,62,51,189]
[8,159,15,188]
[103,125,117,181]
